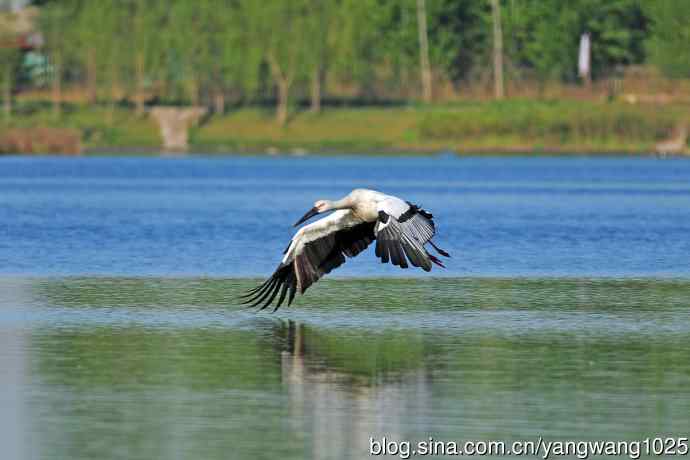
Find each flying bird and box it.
[242,189,450,311]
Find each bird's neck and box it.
[328,197,352,210]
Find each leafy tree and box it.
[190,0,262,113]
[68,0,119,104]
[503,0,646,87]
[165,1,205,105]
[426,0,490,84]
[0,15,22,120]
[371,0,420,97]
[25,0,668,123]
[119,0,167,115]
[299,0,375,112]
[578,0,647,78]
[506,0,579,85]
[327,0,384,98]
[645,0,690,78]
[39,0,75,118]
[243,0,310,125]
[195,0,252,113]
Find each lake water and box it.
[2,155,690,276]
[1,155,690,459]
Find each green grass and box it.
[417,100,683,153]
[1,104,162,151]
[2,100,688,154]
[194,101,690,154]
[193,107,421,154]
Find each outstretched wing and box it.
[374,197,449,271]
[242,210,376,311]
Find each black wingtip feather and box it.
[241,279,274,304]
[287,283,297,306]
[259,280,283,311]
[428,253,445,268]
[273,282,289,312]
[240,278,271,297]
[246,220,378,311]
[429,240,450,258]
[240,263,297,312]
[248,278,279,307]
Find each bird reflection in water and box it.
[269,320,433,458]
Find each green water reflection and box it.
[2,278,689,459]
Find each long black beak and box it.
[294,206,320,227]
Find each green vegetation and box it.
[196,101,687,154]
[3,1,688,114]
[36,277,690,314]
[0,105,161,152]
[1,0,690,154]
[644,1,690,79]
[502,0,647,83]
[416,100,683,153]
[32,277,690,387]
[2,99,687,154]
[0,15,22,121]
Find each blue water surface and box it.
[1,154,689,277]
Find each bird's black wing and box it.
[242,220,376,311]
[374,199,449,271]
[293,220,375,294]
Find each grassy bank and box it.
[1,100,688,154]
[0,105,162,152]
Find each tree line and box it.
[1,0,689,124]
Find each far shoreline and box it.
[1,101,688,157]
[1,148,684,158]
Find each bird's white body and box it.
[282,189,405,264]
[349,188,401,221]
[244,188,449,310]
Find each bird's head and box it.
[314,200,331,212]
[294,200,331,227]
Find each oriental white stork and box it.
[242,189,450,311]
